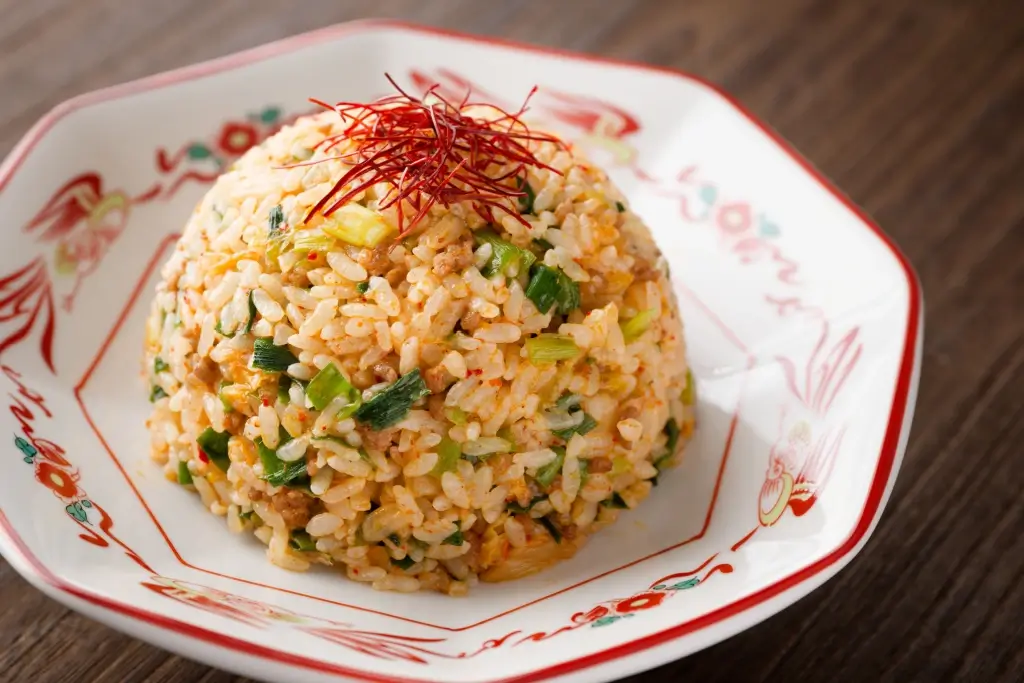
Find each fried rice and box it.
[143,96,695,595]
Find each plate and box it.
[0,19,922,683]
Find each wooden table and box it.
[2,1,1022,681]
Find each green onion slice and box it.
[354,369,430,430]
[252,337,298,372]
[621,309,657,342]
[197,427,231,472]
[177,461,193,486]
[306,363,358,412]
[431,436,461,476]
[244,291,258,334]
[535,447,566,488]
[526,334,580,364]
[475,228,536,278]
[525,264,580,315]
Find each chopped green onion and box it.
[475,228,536,278]
[535,447,566,487]
[153,357,169,373]
[268,205,285,237]
[525,265,580,315]
[517,178,536,214]
[682,369,695,405]
[555,393,583,411]
[526,334,580,364]
[277,375,293,403]
[218,381,234,413]
[506,495,547,515]
[197,427,231,472]
[601,492,630,509]
[496,426,519,451]
[214,318,236,338]
[615,201,626,212]
[149,385,168,402]
[578,459,590,485]
[538,516,562,543]
[442,521,464,546]
[321,204,396,247]
[552,412,597,440]
[663,418,681,456]
[533,238,554,252]
[239,510,254,522]
[621,309,658,342]
[387,533,402,546]
[306,363,358,411]
[431,436,461,476]
[244,291,258,334]
[258,431,307,487]
[177,461,193,486]
[288,530,317,553]
[445,407,468,425]
[252,338,298,372]
[291,229,335,253]
[611,455,631,476]
[392,556,416,570]
[354,369,430,430]
[355,281,370,294]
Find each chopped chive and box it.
[288,530,317,552]
[354,369,430,430]
[153,357,169,374]
[257,431,307,487]
[278,375,292,403]
[291,229,335,253]
[355,281,370,294]
[615,201,626,212]
[252,337,298,372]
[538,516,562,543]
[149,385,169,402]
[555,393,583,411]
[387,533,402,546]
[214,318,236,338]
[601,492,630,509]
[197,427,231,472]
[682,369,695,405]
[431,436,461,476]
[517,178,536,214]
[526,334,580,364]
[525,264,579,315]
[177,461,193,486]
[621,309,658,342]
[442,521,464,546]
[475,228,536,278]
[535,447,566,488]
[268,205,285,237]
[218,381,234,413]
[306,363,358,412]
[506,495,547,515]
[445,407,468,425]
[552,412,597,440]
[663,418,681,456]
[244,291,258,334]
[392,555,416,570]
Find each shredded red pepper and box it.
[197,449,209,464]
[298,74,566,238]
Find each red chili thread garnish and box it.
[262,397,271,407]
[197,449,209,464]
[295,74,566,239]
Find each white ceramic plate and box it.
[0,19,921,683]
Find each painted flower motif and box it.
[218,122,259,156]
[615,592,667,614]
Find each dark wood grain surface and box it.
[2,1,1022,682]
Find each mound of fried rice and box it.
[144,104,695,595]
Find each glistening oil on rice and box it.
[143,77,695,595]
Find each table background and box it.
[1,1,1022,682]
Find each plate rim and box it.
[0,17,924,683]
